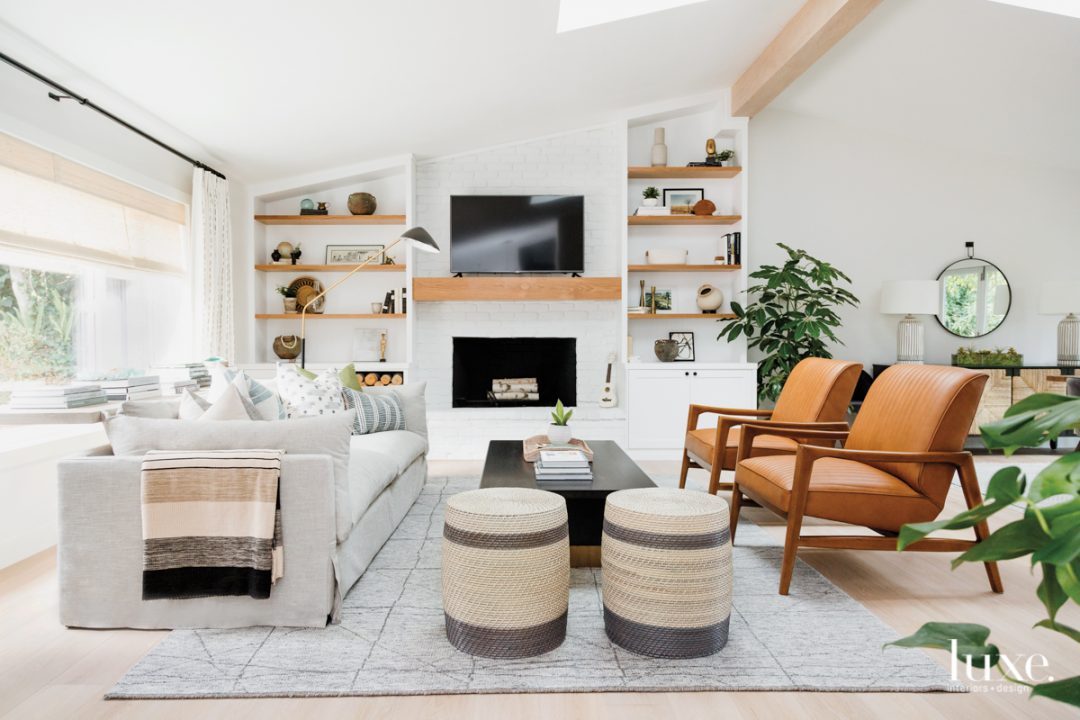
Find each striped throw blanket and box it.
[140,449,284,600]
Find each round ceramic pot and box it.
[696,284,725,313]
[642,198,658,207]
[548,424,573,445]
[654,339,680,362]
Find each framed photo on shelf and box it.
[644,288,674,312]
[669,331,695,362]
[326,244,384,265]
[662,188,704,215]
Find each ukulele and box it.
[598,352,617,408]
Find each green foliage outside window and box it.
[0,265,77,388]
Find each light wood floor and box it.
[1,458,1076,719]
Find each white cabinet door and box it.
[628,369,692,449]
[689,370,758,429]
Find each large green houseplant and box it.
[889,392,1080,708]
[717,243,859,402]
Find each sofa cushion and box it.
[276,365,345,418]
[365,382,427,439]
[351,430,427,475]
[120,397,181,418]
[103,412,356,542]
[347,445,401,527]
[342,388,406,434]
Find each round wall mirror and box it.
[936,257,1011,338]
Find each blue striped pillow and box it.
[224,369,287,420]
[341,387,406,435]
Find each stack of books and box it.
[100,376,161,401]
[153,363,211,388]
[160,378,199,395]
[8,384,108,409]
[534,448,593,482]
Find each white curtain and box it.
[192,168,234,362]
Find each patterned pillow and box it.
[276,365,345,418]
[224,369,286,420]
[342,387,406,435]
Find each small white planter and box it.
[642,198,658,207]
[547,424,572,445]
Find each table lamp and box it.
[1039,281,1080,367]
[299,226,439,367]
[881,280,941,364]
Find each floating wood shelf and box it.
[628,166,742,179]
[255,264,406,273]
[629,215,741,226]
[255,313,406,319]
[628,264,741,272]
[254,214,406,226]
[627,313,736,320]
[413,276,621,302]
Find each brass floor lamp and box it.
[299,226,439,368]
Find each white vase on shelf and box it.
[650,128,668,167]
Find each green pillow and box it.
[295,363,362,391]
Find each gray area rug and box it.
[108,477,960,698]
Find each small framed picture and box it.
[663,188,704,215]
[644,288,673,312]
[326,244,384,265]
[669,331,695,362]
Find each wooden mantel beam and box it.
[731,0,882,117]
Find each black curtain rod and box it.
[0,50,226,180]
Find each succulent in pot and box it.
[642,186,660,207]
[548,399,574,444]
[276,285,299,313]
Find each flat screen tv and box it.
[450,195,584,274]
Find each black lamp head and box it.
[400,226,440,253]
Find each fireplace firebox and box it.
[453,337,576,408]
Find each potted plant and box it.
[718,149,735,167]
[276,285,298,313]
[717,243,859,403]
[642,186,660,207]
[548,399,574,444]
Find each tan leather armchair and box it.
[680,357,862,495]
[730,364,1003,596]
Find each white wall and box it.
[749,108,1080,369]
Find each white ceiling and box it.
[770,0,1080,171]
[0,0,803,183]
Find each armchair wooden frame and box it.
[679,404,849,495]
[730,422,1004,596]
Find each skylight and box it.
[986,0,1080,19]
[556,0,708,33]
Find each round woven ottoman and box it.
[601,487,732,658]
[442,487,570,658]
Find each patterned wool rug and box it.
[108,477,960,698]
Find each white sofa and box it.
[56,384,428,629]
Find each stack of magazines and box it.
[153,363,210,388]
[534,448,592,482]
[100,376,161,401]
[8,384,108,409]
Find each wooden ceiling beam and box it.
[731,0,882,118]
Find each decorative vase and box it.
[650,128,668,167]
[643,198,658,207]
[283,297,298,313]
[347,192,377,215]
[548,424,573,445]
[654,339,679,362]
[696,284,724,314]
[273,335,301,360]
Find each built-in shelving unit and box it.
[628,215,741,226]
[627,166,741,179]
[255,264,406,273]
[255,313,406,320]
[254,214,406,226]
[627,313,736,320]
[627,264,740,273]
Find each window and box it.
[0,132,190,397]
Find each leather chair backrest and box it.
[847,365,987,507]
[771,358,863,424]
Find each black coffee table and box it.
[479,440,657,567]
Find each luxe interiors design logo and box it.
[949,640,1056,693]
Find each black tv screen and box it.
[450,195,584,274]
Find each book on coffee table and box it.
[522,435,593,462]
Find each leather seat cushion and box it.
[735,455,941,532]
[686,426,798,470]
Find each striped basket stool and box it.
[601,487,732,658]
[442,487,570,658]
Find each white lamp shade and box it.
[1039,282,1080,315]
[881,280,941,316]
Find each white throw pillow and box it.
[178,389,210,420]
[276,364,345,418]
[177,386,256,421]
